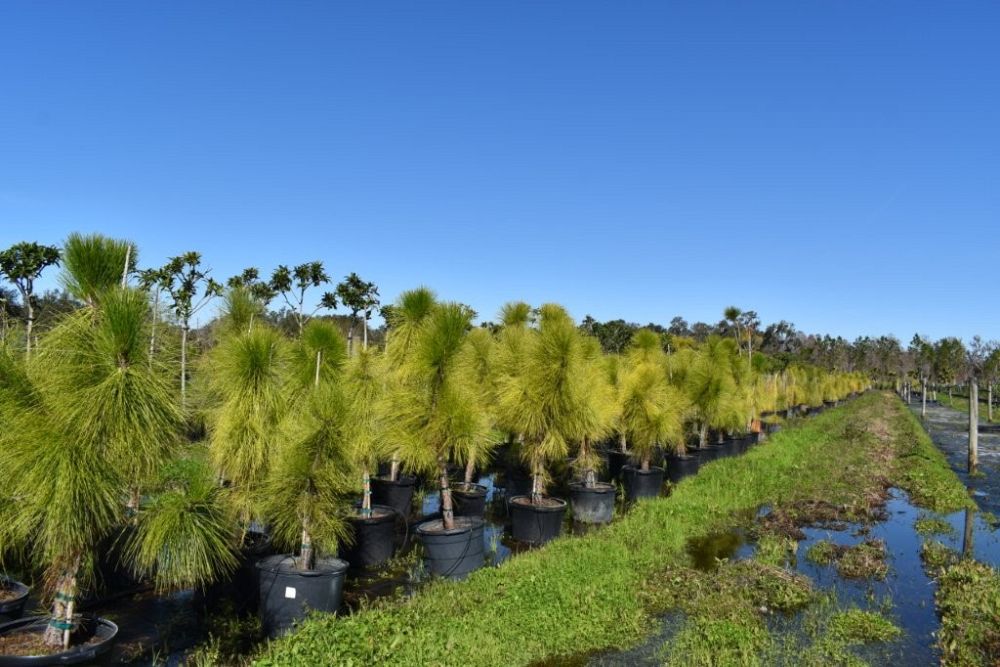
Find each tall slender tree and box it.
[335,272,380,355]
[158,252,223,407]
[270,262,337,337]
[0,241,61,357]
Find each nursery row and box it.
[0,234,869,662]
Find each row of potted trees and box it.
[0,235,870,660]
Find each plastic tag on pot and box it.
[285,587,296,599]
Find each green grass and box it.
[914,515,955,537]
[935,560,1000,666]
[937,393,998,423]
[826,609,901,644]
[255,393,971,666]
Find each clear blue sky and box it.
[2,2,998,339]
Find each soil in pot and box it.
[342,506,397,569]
[621,465,664,501]
[509,496,567,545]
[0,615,118,665]
[256,555,349,638]
[666,454,699,485]
[0,579,29,623]
[569,482,616,524]
[371,474,418,519]
[416,516,485,579]
[452,483,488,518]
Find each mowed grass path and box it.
[255,393,969,666]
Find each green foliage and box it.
[685,335,742,438]
[128,457,239,591]
[257,393,962,666]
[914,515,955,537]
[59,232,136,305]
[935,559,1000,666]
[826,609,901,644]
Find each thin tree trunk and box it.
[314,350,322,387]
[464,456,476,485]
[43,554,82,649]
[641,453,650,472]
[962,505,975,559]
[363,318,368,350]
[389,454,400,482]
[149,290,159,364]
[699,423,708,449]
[990,383,994,422]
[180,323,189,409]
[361,466,372,516]
[922,379,927,419]
[439,459,455,530]
[619,432,626,453]
[299,523,313,571]
[581,436,596,488]
[530,461,545,505]
[347,324,354,357]
[969,380,979,473]
[24,300,33,359]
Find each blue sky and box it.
[2,2,998,339]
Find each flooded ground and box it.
[553,399,1000,666]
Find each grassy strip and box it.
[255,393,970,666]
[936,560,1000,666]
[937,393,998,423]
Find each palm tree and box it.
[0,286,181,650]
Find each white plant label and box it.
[284,586,296,599]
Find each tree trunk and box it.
[361,466,372,516]
[962,505,975,559]
[439,459,455,530]
[619,432,627,453]
[641,453,650,472]
[580,436,596,488]
[314,350,322,387]
[699,423,708,449]
[149,290,159,365]
[990,383,994,423]
[347,324,354,357]
[180,322,189,408]
[24,300,33,359]
[922,379,927,419]
[530,461,545,505]
[464,456,476,485]
[43,555,81,649]
[389,454,400,482]
[363,318,369,350]
[969,380,979,473]
[299,523,314,571]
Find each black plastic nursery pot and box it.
[256,555,349,638]
[695,444,723,464]
[717,439,740,459]
[621,465,664,501]
[605,449,629,481]
[764,421,782,435]
[342,505,397,569]
[452,483,488,518]
[509,496,568,545]
[371,474,418,519]
[666,453,699,485]
[0,615,118,666]
[416,516,485,579]
[569,482,616,524]
[0,578,29,623]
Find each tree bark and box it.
[969,380,979,473]
[24,299,33,359]
[361,466,372,516]
[699,423,709,449]
[464,456,476,485]
[389,454,400,482]
[347,324,354,357]
[962,505,975,559]
[363,318,368,350]
[439,459,455,530]
[641,453,650,472]
[530,461,545,505]
[180,323,189,409]
[921,379,927,420]
[43,554,81,649]
[299,523,314,571]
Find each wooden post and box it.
[969,380,979,473]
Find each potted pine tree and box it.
[619,331,687,501]
[684,336,741,464]
[567,335,617,523]
[255,320,355,636]
[495,304,587,545]
[386,301,489,578]
[371,288,436,518]
[0,286,180,662]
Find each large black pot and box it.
[509,496,567,545]
[256,555,349,637]
[717,439,740,459]
[621,465,664,501]
[502,467,534,505]
[0,578,29,622]
[764,421,782,435]
[0,615,118,666]
[666,453,699,485]
[605,449,629,481]
[342,505,397,569]
[416,517,485,579]
[569,482,616,524]
[695,444,723,464]
[452,483,488,518]
[371,474,418,519]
